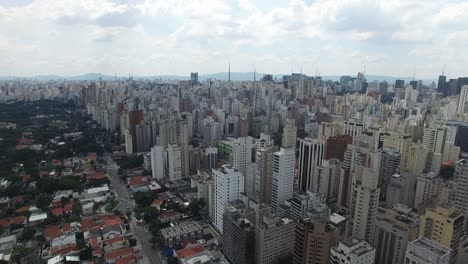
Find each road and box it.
[104,154,166,264]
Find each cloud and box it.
[0,0,467,78]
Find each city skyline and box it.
[1,0,467,78]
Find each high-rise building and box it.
[298,138,325,193]
[325,135,352,161]
[420,205,465,264]
[212,165,245,232]
[404,237,451,264]
[350,167,380,242]
[343,120,364,144]
[190,72,199,84]
[374,205,420,264]
[271,148,295,213]
[293,216,344,264]
[330,237,375,264]
[457,85,468,113]
[165,144,182,181]
[223,203,256,264]
[385,171,416,208]
[151,145,165,179]
[407,143,428,176]
[201,147,218,171]
[413,172,450,213]
[378,148,400,200]
[254,145,276,204]
[453,159,468,222]
[316,159,341,202]
[423,124,447,173]
[135,123,153,152]
[230,136,254,179]
[255,216,295,264]
[437,75,448,94]
[290,192,328,221]
[383,131,412,170]
[282,118,297,149]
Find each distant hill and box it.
[0,72,435,84]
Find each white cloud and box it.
[0,0,466,78]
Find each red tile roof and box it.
[176,245,205,258]
[115,255,137,264]
[104,247,134,260]
[43,225,60,239]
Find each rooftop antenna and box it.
[442,64,445,76]
[228,62,231,82]
[363,64,366,76]
[412,66,416,80]
[254,67,256,81]
[300,64,303,75]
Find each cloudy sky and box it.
[0,0,467,79]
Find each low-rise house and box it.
[103,235,127,253]
[159,211,181,223]
[103,246,135,264]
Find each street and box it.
[104,154,166,264]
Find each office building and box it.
[457,86,468,113]
[298,138,325,193]
[212,165,245,233]
[374,205,420,264]
[330,237,375,264]
[271,148,295,213]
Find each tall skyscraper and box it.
[438,75,448,94]
[271,148,295,213]
[330,237,375,264]
[374,205,420,264]
[407,143,428,176]
[298,138,325,193]
[212,165,245,232]
[350,167,380,242]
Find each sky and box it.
[0,0,467,79]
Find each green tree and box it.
[440,164,455,179]
[21,226,37,241]
[35,193,52,212]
